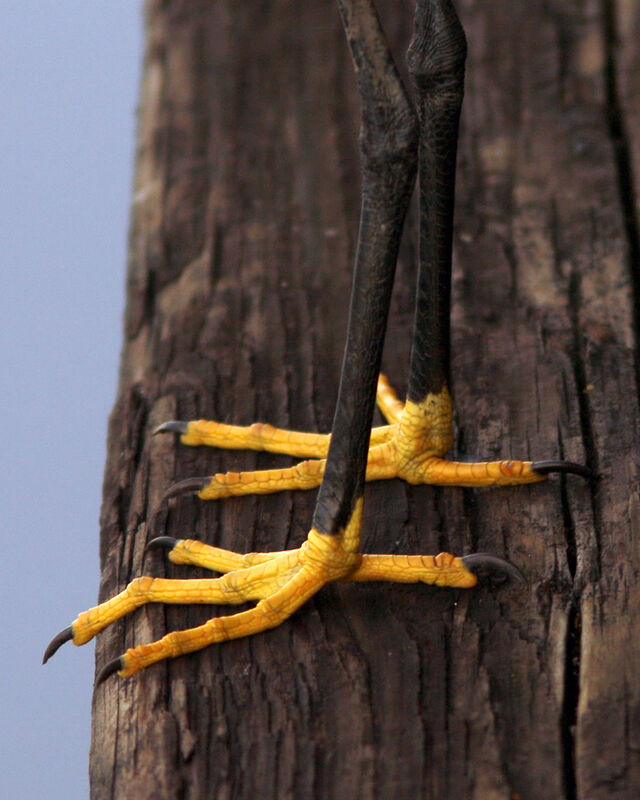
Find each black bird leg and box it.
[45,1,576,679]
[312,0,419,534]
[153,2,589,497]
[406,0,466,404]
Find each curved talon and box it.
[162,476,210,502]
[43,626,74,663]
[461,553,525,586]
[145,536,179,556]
[153,420,189,436]
[530,460,594,479]
[47,0,585,684]
[95,656,125,686]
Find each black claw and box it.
[145,536,178,557]
[162,476,210,502]
[95,656,125,686]
[43,626,74,664]
[531,460,595,480]
[461,553,526,587]
[153,420,190,436]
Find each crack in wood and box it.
[87,2,639,797]
[561,600,581,800]
[601,0,640,405]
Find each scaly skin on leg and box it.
[163,537,477,588]
[113,567,322,678]
[376,374,405,424]
[161,374,399,457]
[169,538,478,589]
[70,553,306,646]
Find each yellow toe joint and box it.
[181,419,331,459]
[301,497,364,581]
[353,552,477,588]
[376,374,405,424]
[414,457,547,487]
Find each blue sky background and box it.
[0,4,142,796]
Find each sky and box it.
[0,3,142,797]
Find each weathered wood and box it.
[90,1,640,798]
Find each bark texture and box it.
[90,1,640,798]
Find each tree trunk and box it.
[90,1,640,798]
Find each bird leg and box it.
[44,0,587,681]
[155,0,587,502]
[157,368,588,503]
[44,500,492,681]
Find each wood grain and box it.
[89,2,640,798]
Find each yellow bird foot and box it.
[43,510,522,681]
[155,375,591,502]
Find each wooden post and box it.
[90,1,640,798]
